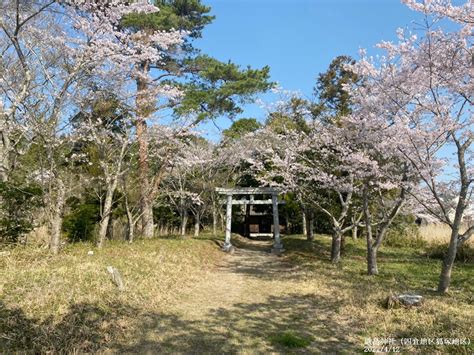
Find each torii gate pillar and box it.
[217,187,284,254]
[222,194,233,252]
[271,193,283,253]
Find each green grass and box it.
[283,235,474,300]
[270,331,313,348]
[281,234,474,354]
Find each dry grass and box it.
[0,237,223,352]
[419,223,473,245]
[1,233,473,353]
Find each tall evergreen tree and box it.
[312,55,359,123]
[222,118,261,140]
[122,1,273,238]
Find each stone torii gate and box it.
[216,187,284,254]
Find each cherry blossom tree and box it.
[244,84,419,270]
[182,141,216,237]
[342,113,416,275]
[150,127,200,236]
[0,1,182,253]
[348,0,472,287]
[71,92,134,248]
[242,117,361,263]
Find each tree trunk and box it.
[302,209,307,236]
[194,212,200,237]
[331,230,342,263]
[97,181,116,248]
[128,221,135,243]
[352,224,358,240]
[438,143,469,293]
[0,126,9,182]
[141,201,154,238]
[438,228,460,293]
[306,211,314,241]
[363,186,378,275]
[367,245,378,275]
[181,208,188,236]
[212,204,218,236]
[49,181,65,255]
[136,65,154,239]
[125,200,135,244]
[219,210,225,231]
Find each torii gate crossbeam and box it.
[216,187,284,254]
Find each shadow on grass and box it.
[0,301,133,353]
[1,293,358,353]
[126,293,357,353]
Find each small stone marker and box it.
[398,294,423,306]
[106,266,125,291]
[385,293,423,308]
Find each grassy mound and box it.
[0,236,222,353]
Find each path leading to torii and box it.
[122,236,359,353]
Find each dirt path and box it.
[124,237,360,353]
[178,239,297,312]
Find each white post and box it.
[272,194,283,253]
[223,194,233,252]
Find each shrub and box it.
[385,232,427,248]
[313,208,335,235]
[63,197,100,242]
[0,181,43,243]
[384,214,426,248]
[425,243,474,263]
